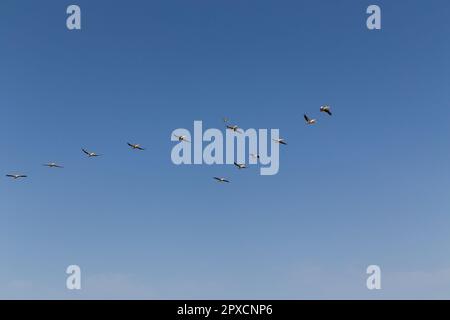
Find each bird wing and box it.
[6,175,14,178]
[304,114,310,122]
[127,143,134,147]
[82,149,90,155]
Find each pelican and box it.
[82,148,101,157]
[273,138,287,145]
[127,142,145,150]
[213,177,230,183]
[320,105,332,116]
[226,124,242,134]
[304,114,317,125]
[173,135,190,143]
[234,162,247,169]
[43,163,63,168]
[6,174,27,180]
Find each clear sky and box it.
[1,0,450,299]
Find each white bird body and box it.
[127,142,145,150]
[82,149,101,157]
[226,125,242,134]
[304,114,317,125]
[6,174,27,180]
[273,138,287,145]
[44,163,63,168]
[174,135,190,142]
[320,105,332,116]
[234,162,247,169]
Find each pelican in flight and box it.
[234,162,247,169]
[6,174,27,180]
[82,149,101,157]
[213,177,230,183]
[173,134,190,143]
[43,163,63,168]
[273,138,287,145]
[304,114,317,125]
[127,142,145,150]
[226,124,242,134]
[320,105,332,116]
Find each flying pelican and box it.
[127,142,145,150]
[82,148,101,157]
[6,174,27,180]
[226,124,242,134]
[43,163,63,168]
[273,138,287,145]
[304,114,317,125]
[213,177,230,183]
[234,162,247,169]
[320,105,332,116]
[173,134,190,142]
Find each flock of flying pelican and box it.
[5,105,332,182]
[213,105,333,183]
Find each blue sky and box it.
[1,0,450,299]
